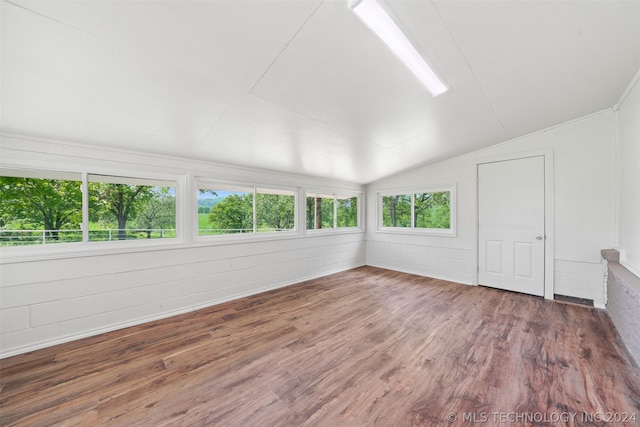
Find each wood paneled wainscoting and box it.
[1,266,639,426]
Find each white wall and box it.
[366,111,617,308]
[616,73,640,277]
[1,100,629,358]
[0,135,365,358]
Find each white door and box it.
[478,156,545,296]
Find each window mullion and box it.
[379,194,383,229]
[411,193,416,228]
[82,172,89,243]
[253,187,257,234]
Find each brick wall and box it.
[605,250,640,366]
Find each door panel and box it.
[513,242,533,278]
[478,156,545,296]
[486,240,503,274]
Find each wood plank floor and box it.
[1,266,639,426]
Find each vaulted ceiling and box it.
[2,0,639,183]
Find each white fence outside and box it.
[0,229,176,246]
[1,227,295,246]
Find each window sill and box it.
[0,228,367,264]
[193,230,301,245]
[0,238,187,264]
[305,228,364,236]
[192,227,364,246]
[376,228,457,237]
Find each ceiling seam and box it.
[4,0,337,162]
[2,0,236,91]
[248,0,325,94]
[613,65,640,111]
[191,98,238,162]
[431,1,511,140]
[3,0,246,161]
[2,0,142,53]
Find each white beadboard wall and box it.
[1,99,630,358]
[366,240,473,284]
[606,70,640,366]
[366,110,617,308]
[0,135,365,358]
[616,71,640,278]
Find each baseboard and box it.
[365,262,471,286]
[0,263,365,359]
[619,254,640,280]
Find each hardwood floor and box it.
[1,266,639,426]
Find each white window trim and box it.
[0,166,185,263]
[86,172,182,247]
[194,177,300,242]
[377,184,457,237]
[0,165,364,262]
[304,189,364,235]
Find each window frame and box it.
[335,194,360,229]
[195,178,299,242]
[305,189,363,234]
[305,192,336,231]
[86,173,179,245]
[0,167,84,248]
[377,184,456,236]
[0,164,364,262]
[255,187,297,234]
[0,166,184,261]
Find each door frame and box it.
[472,149,555,301]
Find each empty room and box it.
[1,0,639,425]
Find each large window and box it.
[0,169,82,246]
[306,192,359,230]
[0,169,178,247]
[198,182,296,236]
[88,175,176,242]
[379,186,455,235]
[2,166,362,254]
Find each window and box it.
[414,192,450,229]
[256,188,295,233]
[306,193,334,230]
[337,196,358,228]
[306,192,360,230]
[381,194,411,228]
[379,186,455,235]
[198,182,296,236]
[88,175,176,242]
[0,169,82,246]
[198,184,253,235]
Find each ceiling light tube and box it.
[349,0,448,96]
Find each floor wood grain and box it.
[1,266,639,426]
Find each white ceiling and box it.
[2,0,639,183]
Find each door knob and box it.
[536,236,543,240]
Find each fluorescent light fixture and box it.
[349,0,448,96]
